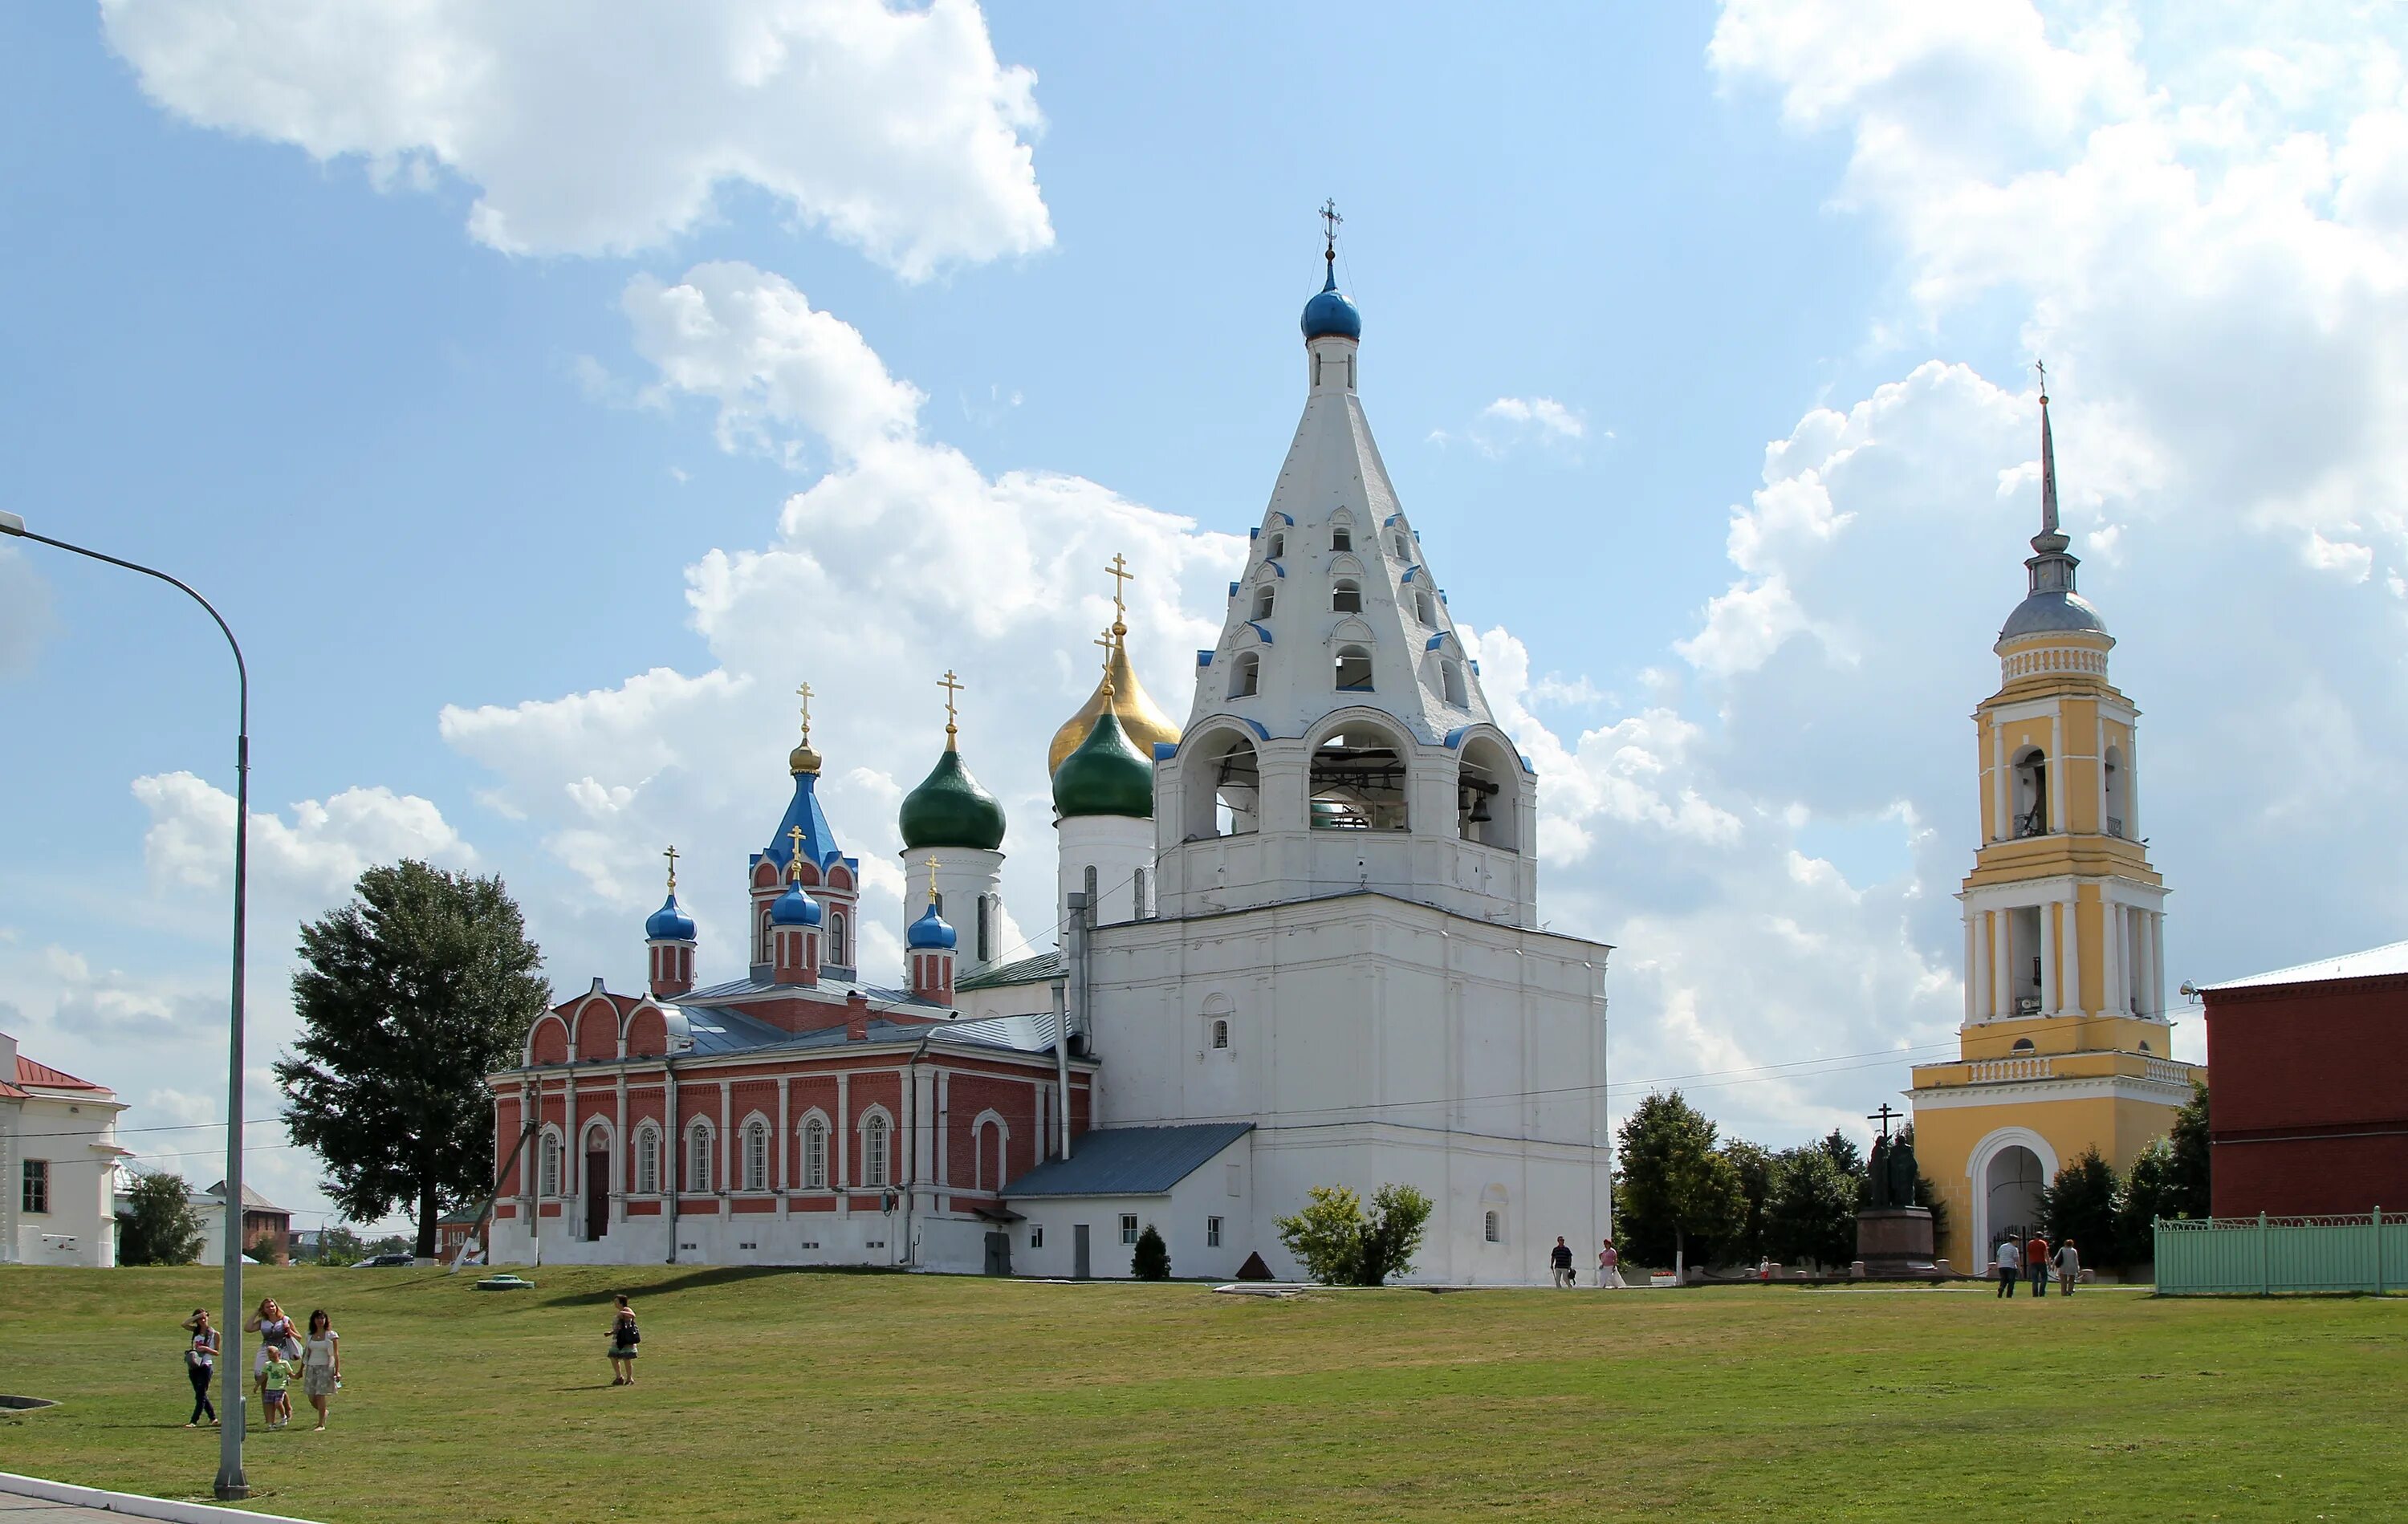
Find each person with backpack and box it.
[608,1294,641,1386]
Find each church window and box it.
[1484,1210,1501,1244]
[1310,722,1409,832]
[2011,747,2049,838]
[1332,525,1353,553]
[1313,352,1323,387]
[539,1132,561,1198]
[1346,354,1355,389]
[1252,584,1275,620]
[2011,1038,2036,1054]
[1208,1216,1222,1248]
[1414,588,1437,625]
[975,896,992,963]
[803,1119,828,1189]
[743,1120,768,1191]
[863,1116,890,1189]
[1083,866,1099,922]
[1230,652,1260,699]
[1332,644,1373,691]
[829,910,849,967]
[1211,1018,1230,1051]
[634,1126,661,1195]
[688,1123,713,1193]
[1030,1224,1044,1249]
[1120,1213,1139,1246]
[1267,531,1284,560]
[1332,578,1363,613]
[1182,730,1261,841]
[2103,745,2128,838]
[1392,532,1409,559]
[1457,737,1517,851]
[1440,659,1468,708]
[19,1159,46,1214]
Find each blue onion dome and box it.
[905,901,958,951]
[899,742,1007,851]
[644,892,696,942]
[1051,709,1154,819]
[770,880,823,927]
[1300,259,1361,342]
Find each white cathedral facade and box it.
[484,234,1613,1284]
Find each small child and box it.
[261,1349,297,1428]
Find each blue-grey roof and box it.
[666,998,1064,1060]
[955,949,1064,992]
[1999,588,2108,640]
[1001,1123,1252,1198]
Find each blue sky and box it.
[6,2,2405,1229]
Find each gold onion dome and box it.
[1050,617,1180,774]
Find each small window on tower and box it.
[1333,645,1373,692]
[1211,1018,1230,1051]
[1332,526,1353,553]
[976,896,991,963]
[1332,578,1363,613]
[1484,1209,1501,1244]
[1230,652,1260,699]
[1251,585,1275,620]
[2011,1038,2036,1054]
[1267,532,1284,560]
[1414,588,1437,625]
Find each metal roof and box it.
[1001,1123,1251,1199]
[2199,937,2408,993]
[955,950,1063,993]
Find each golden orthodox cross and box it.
[662,843,679,892]
[787,825,808,880]
[938,669,963,737]
[794,680,814,743]
[1104,553,1133,619]
[925,855,942,904]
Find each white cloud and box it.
[100,0,1054,277]
[1432,395,1592,457]
[132,771,476,901]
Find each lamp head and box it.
[0,510,25,537]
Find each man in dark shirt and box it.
[1549,1237,1575,1287]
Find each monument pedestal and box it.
[1854,1207,1938,1278]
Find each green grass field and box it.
[1,1266,2400,1522]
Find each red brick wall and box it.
[2207,972,2408,1217]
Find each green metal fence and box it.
[2154,1211,2408,1294]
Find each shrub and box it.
[1132,1224,1170,1280]
[118,1172,205,1266]
[1275,1183,1432,1286]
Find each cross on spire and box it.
[662,843,679,892]
[1319,197,1342,257]
[938,669,963,742]
[925,855,942,905]
[1104,552,1133,624]
[794,680,813,745]
[787,825,808,880]
[1868,1103,1903,1140]
[2034,360,2060,540]
[1094,626,1118,698]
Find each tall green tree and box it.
[1613,1092,1745,1275]
[2166,1081,2212,1218]
[2041,1146,2121,1266]
[1765,1145,1861,1269]
[279,860,549,1257]
[118,1171,205,1266]
[1719,1139,1776,1266]
[1817,1128,1865,1179]
[2116,1136,2178,1266]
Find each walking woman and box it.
[180,1309,220,1428]
[300,1309,342,1432]
[245,1297,299,1406]
[607,1295,641,1386]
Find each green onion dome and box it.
[1051,709,1154,819]
[899,743,1007,851]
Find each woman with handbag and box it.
[180,1309,220,1427]
[607,1294,641,1386]
[300,1309,342,1432]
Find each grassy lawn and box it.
[1,1266,2401,1522]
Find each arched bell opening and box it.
[1457,736,1519,851]
[2011,746,2048,838]
[1309,721,1410,832]
[1181,729,1261,842]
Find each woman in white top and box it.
[245,1298,299,1402]
[300,1309,342,1432]
[179,1309,221,1428]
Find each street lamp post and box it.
[2,509,254,1499]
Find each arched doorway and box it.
[1980,1140,2048,1266]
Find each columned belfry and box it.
[1909,370,2204,1275]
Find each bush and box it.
[1131,1224,1170,1280]
[118,1172,205,1266]
[2040,1146,2121,1267]
[1274,1182,1434,1286]
[1765,1145,1859,1270]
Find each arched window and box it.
[1484,1210,1501,1244]
[687,1122,714,1193]
[1311,722,1410,831]
[1331,524,1352,553]
[2011,747,2048,839]
[634,1125,661,1195]
[1457,736,1518,851]
[1414,588,1437,625]
[1441,659,1468,708]
[974,1115,1006,1193]
[1182,730,1261,841]
[801,1117,828,1189]
[828,910,849,967]
[1211,1018,1230,1051]
[1251,584,1275,620]
[1267,531,1284,560]
[1083,865,1099,920]
[742,1120,768,1191]
[2103,744,2127,838]
[2011,1038,2036,1054]
[1392,532,1409,559]
[1332,644,1373,691]
[975,896,991,962]
[1332,578,1362,613]
[1229,652,1260,699]
[539,1132,561,1197]
[862,1115,891,1189]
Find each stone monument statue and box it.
[1855,1103,1938,1278]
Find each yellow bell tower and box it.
[1909,375,2205,1275]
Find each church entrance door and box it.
[1072,1223,1091,1280]
[584,1151,610,1241]
[983,1231,1011,1276]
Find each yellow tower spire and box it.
[1048,552,1181,774]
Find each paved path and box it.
[0,1479,318,1523]
[0,1487,139,1521]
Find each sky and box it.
[3,1,2405,1233]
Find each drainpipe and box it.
[663,1056,679,1265]
[1050,976,1072,1160]
[901,1034,931,1268]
